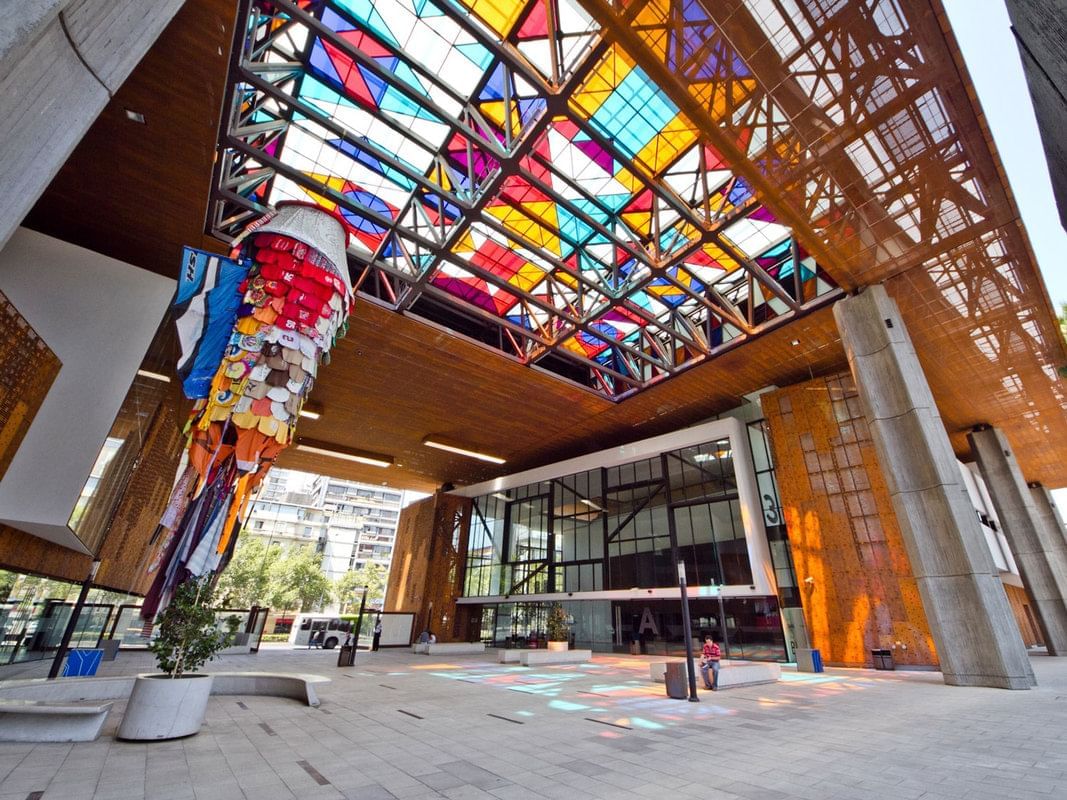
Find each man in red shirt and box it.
[700,635,722,690]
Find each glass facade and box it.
[465,436,756,597]
[462,429,787,661]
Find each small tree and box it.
[270,546,332,612]
[215,536,283,608]
[150,578,240,678]
[335,563,388,613]
[546,602,570,642]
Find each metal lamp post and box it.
[677,561,699,702]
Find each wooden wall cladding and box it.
[94,401,184,595]
[384,492,475,642]
[762,372,938,668]
[0,524,91,583]
[0,289,61,481]
[1003,583,1044,648]
[0,378,184,594]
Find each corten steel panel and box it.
[1004,582,1044,649]
[579,0,1067,486]
[0,386,184,593]
[385,496,436,614]
[762,372,938,668]
[384,492,475,642]
[0,290,61,482]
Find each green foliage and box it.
[546,602,570,642]
[334,563,388,613]
[150,578,240,677]
[269,546,333,613]
[215,536,283,608]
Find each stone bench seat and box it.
[519,649,592,666]
[649,659,781,689]
[412,642,486,656]
[0,671,331,742]
[208,672,330,707]
[0,699,113,742]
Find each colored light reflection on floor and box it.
[414,656,895,731]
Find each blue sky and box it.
[942,0,1067,312]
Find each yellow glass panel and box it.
[634,113,698,175]
[454,0,527,38]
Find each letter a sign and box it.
[638,607,659,636]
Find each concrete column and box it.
[1030,484,1067,549]
[0,0,185,249]
[969,428,1067,655]
[834,286,1035,689]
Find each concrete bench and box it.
[649,659,781,689]
[498,648,572,663]
[0,699,113,742]
[520,649,592,666]
[414,642,486,656]
[209,672,330,707]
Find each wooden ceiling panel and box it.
[22,0,1067,493]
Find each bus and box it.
[289,615,352,649]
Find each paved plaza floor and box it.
[0,646,1064,800]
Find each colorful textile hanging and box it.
[143,203,351,619]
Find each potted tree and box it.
[546,603,571,652]
[117,578,239,740]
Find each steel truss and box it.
[210,0,842,400]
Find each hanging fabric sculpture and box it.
[143,202,351,619]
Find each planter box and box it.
[546,641,569,652]
[117,674,213,741]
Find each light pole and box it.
[48,560,101,679]
[677,561,699,702]
[353,585,368,650]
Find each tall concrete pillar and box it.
[0,0,186,249]
[834,286,1035,689]
[969,428,1067,655]
[1030,484,1067,549]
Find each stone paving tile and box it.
[4,647,1067,799]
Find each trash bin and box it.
[337,643,355,667]
[664,661,688,699]
[871,649,894,670]
[795,648,824,673]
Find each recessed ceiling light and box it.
[136,369,170,383]
[790,339,800,346]
[125,109,146,124]
[299,402,323,420]
[294,438,392,468]
[423,437,505,464]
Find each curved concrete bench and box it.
[649,659,781,689]
[209,672,329,707]
[0,671,331,741]
[0,700,113,742]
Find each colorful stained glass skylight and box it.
[213,0,837,398]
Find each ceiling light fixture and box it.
[422,437,505,464]
[136,369,171,383]
[491,492,512,502]
[295,438,393,468]
[299,402,323,420]
[579,499,603,511]
[125,109,146,124]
